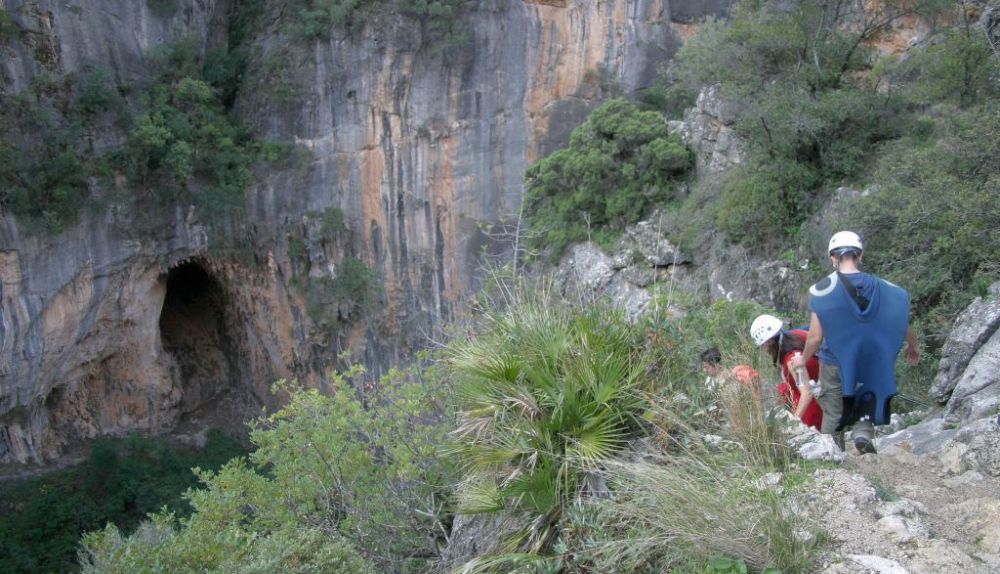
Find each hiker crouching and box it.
[750,314,823,431]
[790,231,920,453]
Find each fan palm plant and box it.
[446,301,651,553]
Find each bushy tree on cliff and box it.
[80,364,456,574]
[523,98,693,259]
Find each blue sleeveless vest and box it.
[809,272,909,425]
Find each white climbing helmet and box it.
[750,314,783,347]
[828,230,863,255]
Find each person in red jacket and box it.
[750,314,823,431]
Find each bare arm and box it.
[792,313,824,371]
[794,382,814,419]
[791,354,814,419]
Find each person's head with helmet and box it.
[750,313,805,366]
[828,230,863,271]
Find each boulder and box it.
[616,218,689,267]
[557,242,616,295]
[680,84,746,174]
[930,281,1000,403]
[949,417,1000,477]
[943,327,1000,424]
[881,415,1000,477]
[706,243,808,312]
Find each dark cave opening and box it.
[158,261,238,422]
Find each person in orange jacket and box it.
[750,314,823,431]
[700,347,760,388]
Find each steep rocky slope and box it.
[0,1,731,467]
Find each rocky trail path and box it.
[789,415,1000,574]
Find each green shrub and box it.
[523,98,693,258]
[2,144,89,233]
[0,89,93,233]
[121,43,259,217]
[891,22,1000,108]
[73,66,120,118]
[716,159,818,248]
[561,455,816,574]
[0,9,20,43]
[286,0,466,44]
[304,256,378,326]
[80,365,455,574]
[80,514,374,574]
[842,103,1000,349]
[0,432,246,574]
[320,206,347,236]
[289,0,378,38]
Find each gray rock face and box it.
[0,1,734,466]
[432,511,524,574]
[679,84,746,174]
[944,328,1000,424]
[704,243,808,312]
[555,213,693,320]
[881,416,1000,477]
[556,242,652,321]
[931,281,1000,404]
[0,0,224,95]
[618,218,689,267]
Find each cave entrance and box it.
[158,261,238,426]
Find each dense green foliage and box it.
[0,68,120,232]
[523,99,693,258]
[664,0,947,247]
[1,0,271,233]
[0,432,246,574]
[117,42,265,216]
[291,0,380,37]
[81,364,456,574]
[846,105,1000,347]
[83,515,372,574]
[516,0,997,361]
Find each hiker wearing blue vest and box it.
[790,231,920,453]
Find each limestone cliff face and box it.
[0,0,729,466]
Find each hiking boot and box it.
[854,435,877,455]
[833,432,845,451]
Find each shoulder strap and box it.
[836,270,869,311]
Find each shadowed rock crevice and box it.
[159,261,239,426]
